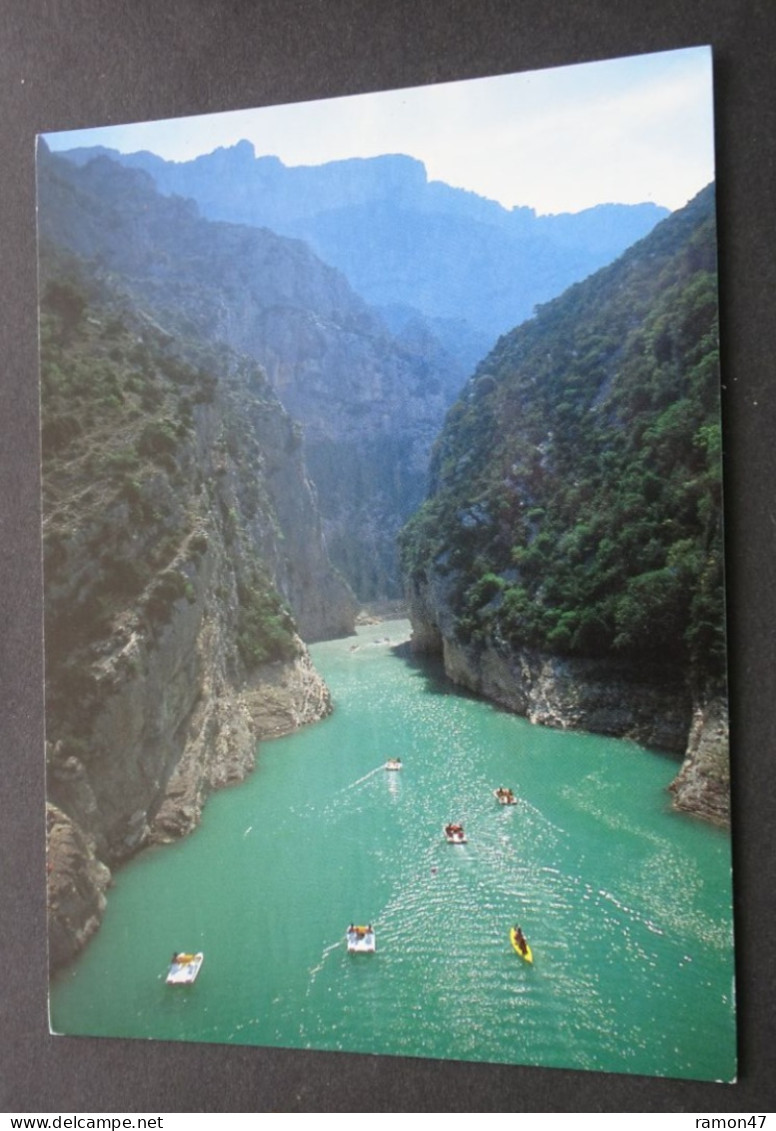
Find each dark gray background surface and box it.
[2,0,775,1113]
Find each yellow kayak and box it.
[510,927,533,963]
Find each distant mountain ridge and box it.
[38,144,464,599]
[59,142,668,358]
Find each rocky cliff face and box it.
[41,257,342,970]
[48,623,331,972]
[407,573,728,823]
[46,803,111,973]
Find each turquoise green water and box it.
[50,620,736,1080]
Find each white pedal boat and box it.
[166,951,204,984]
[346,925,376,953]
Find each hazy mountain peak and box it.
[55,140,669,346]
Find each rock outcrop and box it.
[62,143,667,350]
[47,803,112,972]
[669,698,730,825]
[147,641,332,845]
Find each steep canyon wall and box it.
[41,266,346,969]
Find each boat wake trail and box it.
[307,938,346,989]
[291,763,391,824]
[343,765,385,791]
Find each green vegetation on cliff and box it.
[40,250,301,778]
[400,186,724,688]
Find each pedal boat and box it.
[444,823,467,844]
[494,787,517,805]
[166,951,204,984]
[346,925,376,953]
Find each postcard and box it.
[40,45,734,1081]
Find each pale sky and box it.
[43,46,715,216]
